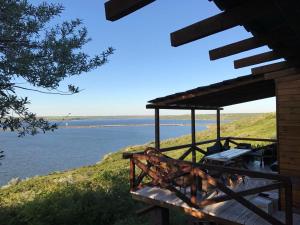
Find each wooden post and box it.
[130,158,135,191]
[216,109,221,142]
[191,109,196,163]
[155,108,160,150]
[149,207,169,225]
[285,182,293,225]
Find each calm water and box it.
[0,118,214,186]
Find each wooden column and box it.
[149,207,169,225]
[155,108,160,150]
[130,158,135,191]
[216,109,221,142]
[191,109,196,163]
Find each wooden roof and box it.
[104,0,300,108]
[104,0,300,75]
[147,74,275,108]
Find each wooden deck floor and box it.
[131,178,300,225]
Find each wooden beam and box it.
[234,51,282,69]
[105,0,155,21]
[170,1,271,47]
[209,37,265,60]
[251,61,290,75]
[264,67,300,80]
[146,104,222,110]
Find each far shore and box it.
[42,113,268,122]
[58,123,211,129]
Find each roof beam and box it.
[105,0,155,21]
[251,61,290,75]
[149,75,266,105]
[146,104,222,110]
[170,1,270,47]
[265,67,300,80]
[209,37,265,60]
[234,51,282,69]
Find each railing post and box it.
[216,109,221,143]
[191,109,196,163]
[191,167,197,204]
[130,158,136,191]
[285,181,293,225]
[155,108,160,150]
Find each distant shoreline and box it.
[43,113,270,122]
[58,123,210,129]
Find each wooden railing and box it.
[127,152,293,225]
[123,136,277,161]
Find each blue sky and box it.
[21,0,276,116]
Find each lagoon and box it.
[0,118,214,186]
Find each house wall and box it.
[276,74,300,210]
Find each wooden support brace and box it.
[178,148,193,161]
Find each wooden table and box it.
[205,148,251,163]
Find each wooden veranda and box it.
[103,0,300,224]
[122,73,299,225]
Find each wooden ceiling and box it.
[105,0,300,76]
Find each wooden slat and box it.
[234,51,282,69]
[209,37,265,60]
[170,1,271,47]
[105,0,155,21]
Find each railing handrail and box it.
[130,153,289,183]
[123,136,277,159]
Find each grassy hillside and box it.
[0,113,276,225]
[43,113,265,121]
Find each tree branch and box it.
[13,85,82,95]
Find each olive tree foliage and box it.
[0,0,114,137]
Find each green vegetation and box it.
[44,113,265,121]
[0,113,276,225]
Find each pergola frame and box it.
[149,105,223,163]
[104,0,300,74]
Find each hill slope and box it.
[0,113,276,225]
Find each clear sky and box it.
[21,0,276,116]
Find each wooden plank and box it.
[209,37,265,60]
[265,68,300,80]
[234,51,282,69]
[171,1,271,47]
[251,61,290,75]
[105,0,155,21]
